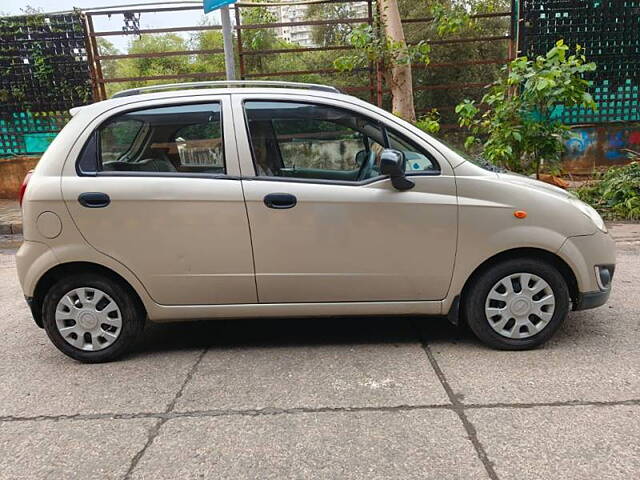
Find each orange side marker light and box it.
[514,210,527,219]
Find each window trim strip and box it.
[89,170,439,185]
[94,171,240,180]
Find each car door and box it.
[62,96,257,305]
[234,95,458,303]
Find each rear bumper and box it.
[25,296,43,328]
[574,289,611,311]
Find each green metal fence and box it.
[519,0,640,124]
[0,112,69,156]
[0,12,91,156]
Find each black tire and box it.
[462,258,570,350]
[42,273,145,363]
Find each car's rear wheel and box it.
[42,273,145,362]
[462,258,570,350]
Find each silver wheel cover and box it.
[55,288,123,351]
[484,273,556,339]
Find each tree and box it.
[190,27,225,74]
[378,0,416,121]
[111,34,193,93]
[306,3,361,47]
[96,38,120,85]
[334,0,430,122]
[239,1,279,73]
[334,0,474,122]
[401,0,510,127]
[456,40,597,176]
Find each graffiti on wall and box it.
[563,124,640,173]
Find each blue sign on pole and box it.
[204,0,238,13]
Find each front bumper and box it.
[558,230,616,293]
[558,230,616,311]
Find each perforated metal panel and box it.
[519,0,640,124]
[0,12,90,155]
[0,112,69,155]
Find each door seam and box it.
[239,179,261,303]
[229,94,260,302]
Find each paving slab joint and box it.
[2,399,638,425]
[122,347,209,480]
[416,327,500,480]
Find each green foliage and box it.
[97,38,120,84]
[333,0,474,75]
[415,109,441,134]
[306,3,358,46]
[88,0,514,122]
[241,3,277,50]
[110,33,193,93]
[334,23,431,73]
[456,40,597,174]
[94,0,512,117]
[107,23,226,96]
[0,12,92,112]
[190,29,225,74]
[430,3,474,36]
[575,159,640,220]
[401,0,512,128]
[331,0,512,123]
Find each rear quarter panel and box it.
[17,105,157,309]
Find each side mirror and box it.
[379,149,415,191]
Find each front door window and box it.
[244,101,386,182]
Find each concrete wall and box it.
[0,156,39,199]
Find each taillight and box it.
[19,170,33,207]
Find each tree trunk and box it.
[378,0,416,122]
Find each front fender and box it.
[444,224,569,312]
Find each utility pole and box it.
[220,5,236,80]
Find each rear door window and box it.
[100,119,143,163]
[95,103,224,174]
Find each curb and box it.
[0,222,22,235]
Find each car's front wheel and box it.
[462,258,570,350]
[42,273,145,362]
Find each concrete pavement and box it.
[0,227,638,479]
[0,200,20,235]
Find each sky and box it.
[3,1,221,51]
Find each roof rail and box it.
[111,81,342,98]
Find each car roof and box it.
[70,86,359,119]
[111,81,341,98]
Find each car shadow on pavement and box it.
[131,315,476,357]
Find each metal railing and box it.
[82,0,517,120]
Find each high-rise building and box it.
[270,2,369,47]
[272,3,313,46]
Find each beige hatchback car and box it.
[17,81,615,362]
